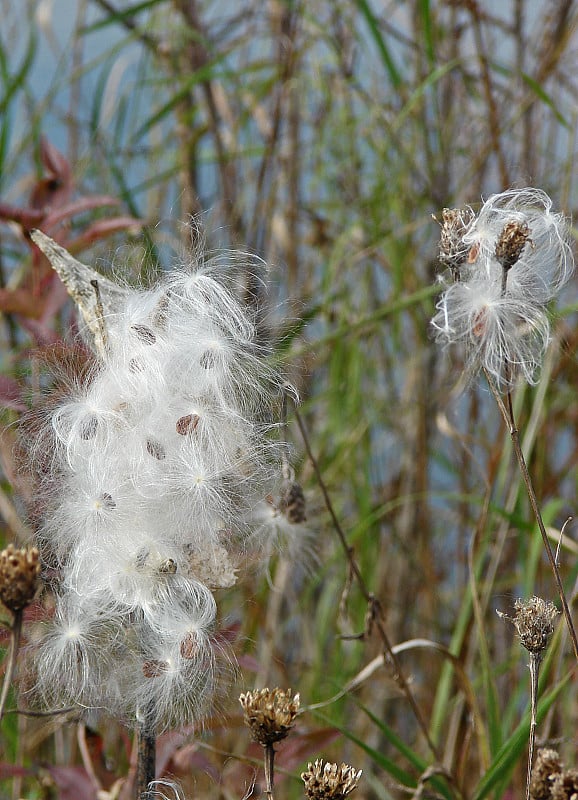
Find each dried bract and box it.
[436,206,476,278]
[0,544,40,612]
[495,220,531,272]
[530,749,563,800]
[301,759,362,800]
[239,687,300,746]
[551,769,578,800]
[501,597,559,656]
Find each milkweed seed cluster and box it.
[30,253,291,730]
[431,188,574,389]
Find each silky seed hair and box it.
[27,237,293,730]
[431,187,574,389]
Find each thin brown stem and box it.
[484,368,578,663]
[0,610,23,724]
[136,705,156,799]
[526,653,541,800]
[294,407,444,765]
[263,743,275,800]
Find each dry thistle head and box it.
[301,759,362,800]
[512,597,559,655]
[551,769,578,800]
[0,544,40,612]
[530,749,563,800]
[495,220,531,272]
[436,206,476,277]
[239,687,300,746]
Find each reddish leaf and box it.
[274,727,342,772]
[0,763,31,778]
[0,202,45,228]
[40,138,72,184]
[0,288,44,318]
[66,216,143,250]
[30,140,73,211]
[165,742,221,782]
[39,273,73,324]
[237,653,261,672]
[46,766,97,800]
[44,196,121,228]
[0,375,26,411]
[18,316,62,347]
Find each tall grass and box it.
[0,1,578,798]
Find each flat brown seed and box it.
[176,414,200,435]
[142,659,169,678]
[146,439,166,460]
[180,632,198,659]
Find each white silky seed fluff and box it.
[33,255,286,730]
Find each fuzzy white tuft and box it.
[28,239,300,731]
[431,188,574,389]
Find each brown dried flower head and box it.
[239,687,300,746]
[495,220,531,272]
[436,206,476,277]
[530,748,563,800]
[0,544,40,612]
[551,768,578,800]
[512,597,559,655]
[301,759,362,800]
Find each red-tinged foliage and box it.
[165,741,222,782]
[0,763,30,778]
[0,375,26,411]
[44,765,97,800]
[0,137,142,324]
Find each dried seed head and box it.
[239,687,300,746]
[280,481,307,524]
[495,220,531,272]
[436,206,476,277]
[551,769,578,800]
[530,749,563,800]
[512,597,559,655]
[0,544,41,612]
[301,759,362,800]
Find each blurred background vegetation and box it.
[1,1,578,798]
